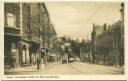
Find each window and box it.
[12,43,16,49]
[7,13,16,27]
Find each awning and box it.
[22,38,39,45]
[4,33,22,38]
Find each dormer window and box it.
[7,13,16,28]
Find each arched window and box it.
[7,13,16,27]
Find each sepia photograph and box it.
[4,1,124,75]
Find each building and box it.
[4,3,22,68]
[91,23,106,63]
[4,3,57,68]
[91,3,124,66]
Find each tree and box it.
[70,39,80,57]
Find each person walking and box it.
[37,58,41,70]
[10,57,16,69]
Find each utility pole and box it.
[36,3,42,69]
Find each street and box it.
[5,62,124,75]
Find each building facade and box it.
[4,3,22,68]
[91,3,124,67]
[4,3,57,68]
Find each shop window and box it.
[7,13,16,28]
[12,43,16,49]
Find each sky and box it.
[45,1,122,41]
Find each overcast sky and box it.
[45,1,121,41]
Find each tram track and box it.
[69,62,104,75]
[68,63,85,74]
[73,62,122,75]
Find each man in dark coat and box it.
[10,57,16,69]
[37,58,41,70]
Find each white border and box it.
[0,1,4,79]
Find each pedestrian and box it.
[10,57,16,69]
[37,58,41,70]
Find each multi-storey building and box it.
[4,3,57,68]
[4,3,22,68]
[91,23,105,63]
[91,3,124,66]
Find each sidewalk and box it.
[4,62,59,73]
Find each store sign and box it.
[11,49,18,52]
[11,49,18,58]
